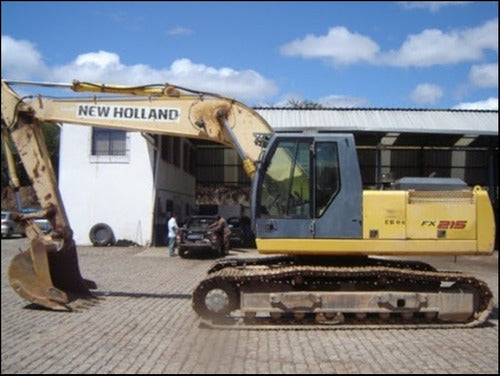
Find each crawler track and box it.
[193,256,493,329]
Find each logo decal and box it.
[421,220,467,229]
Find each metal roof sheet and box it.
[254,108,498,136]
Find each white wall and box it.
[59,124,155,246]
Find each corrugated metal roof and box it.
[254,108,498,136]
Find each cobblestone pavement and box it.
[1,237,498,374]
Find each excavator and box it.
[1,79,496,328]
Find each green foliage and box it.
[1,122,60,189]
[286,99,324,109]
[41,122,60,175]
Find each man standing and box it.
[209,215,231,257]
[167,213,179,257]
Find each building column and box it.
[450,150,466,181]
[224,148,238,184]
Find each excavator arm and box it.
[2,80,271,175]
[1,79,272,310]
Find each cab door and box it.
[253,136,314,239]
[313,135,362,238]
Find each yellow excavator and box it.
[1,79,495,328]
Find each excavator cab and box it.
[252,132,363,247]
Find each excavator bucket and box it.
[8,237,96,311]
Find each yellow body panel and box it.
[363,191,407,239]
[256,238,482,255]
[363,190,480,241]
[476,188,496,252]
[258,187,495,256]
[405,190,476,240]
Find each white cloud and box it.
[381,18,498,67]
[410,83,444,104]
[453,97,498,110]
[399,2,471,13]
[1,36,278,102]
[468,63,498,88]
[1,35,48,80]
[318,94,370,108]
[280,26,380,65]
[166,27,193,36]
[160,58,279,101]
[280,19,498,68]
[268,92,369,108]
[74,51,121,68]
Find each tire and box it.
[89,223,115,246]
[179,248,188,258]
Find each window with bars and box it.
[90,128,129,163]
[91,128,127,156]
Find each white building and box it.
[59,125,197,246]
[59,108,498,246]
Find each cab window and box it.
[259,139,311,218]
[315,142,340,217]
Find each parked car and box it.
[1,209,51,238]
[34,218,51,234]
[1,211,25,238]
[178,215,222,258]
[227,216,255,248]
[20,208,52,235]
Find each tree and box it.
[1,122,60,190]
[286,99,324,109]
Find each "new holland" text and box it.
[77,104,180,122]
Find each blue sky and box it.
[1,1,498,109]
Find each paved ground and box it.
[1,237,498,374]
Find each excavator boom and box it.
[1,79,271,310]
